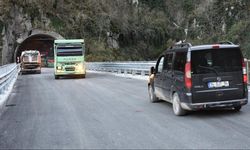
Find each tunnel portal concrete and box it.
[14,29,64,66]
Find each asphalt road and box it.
[0,68,250,149]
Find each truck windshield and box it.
[191,48,242,74]
[23,53,38,57]
[57,47,83,56]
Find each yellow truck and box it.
[54,39,86,79]
[20,50,41,74]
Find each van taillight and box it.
[185,62,192,89]
[212,45,220,49]
[242,60,248,84]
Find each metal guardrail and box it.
[87,61,156,76]
[246,59,250,84]
[88,60,250,81]
[0,63,19,95]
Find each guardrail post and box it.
[132,70,136,75]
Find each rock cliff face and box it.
[1,0,250,64]
[1,5,32,64]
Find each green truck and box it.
[54,39,86,79]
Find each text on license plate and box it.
[208,81,229,88]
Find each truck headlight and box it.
[57,66,62,70]
[76,63,84,72]
[56,63,64,70]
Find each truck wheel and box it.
[172,93,187,116]
[148,84,158,103]
[37,70,41,74]
[81,74,86,78]
[55,75,59,79]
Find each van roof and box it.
[190,44,239,51]
[165,43,240,53]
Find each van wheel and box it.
[172,93,187,116]
[234,106,242,111]
[148,84,158,103]
[55,75,59,79]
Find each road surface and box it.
[0,68,250,149]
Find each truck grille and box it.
[32,57,37,61]
[65,62,75,65]
[65,67,75,71]
[23,56,29,62]
[23,64,39,69]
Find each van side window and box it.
[156,56,164,73]
[173,52,187,73]
[164,53,173,70]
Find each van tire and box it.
[172,93,187,116]
[234,106,242,111]
[55,75,59,79]
[148,84,158,103]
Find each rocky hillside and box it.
[1,0,250,63]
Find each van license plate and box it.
[208,81,229,88]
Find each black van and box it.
[148,42,248,116]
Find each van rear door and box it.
[191,47,245,103]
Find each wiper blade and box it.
[198,65,219,75]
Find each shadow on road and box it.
[154,100,244,118]
[56,76,85,80]
[19,72,40,75]
[189,109,244,117]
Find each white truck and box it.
[20,50,41,74]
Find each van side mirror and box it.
[150,66,155,74]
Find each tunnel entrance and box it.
[16,34,56,67]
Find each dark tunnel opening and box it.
[16,34,55,67]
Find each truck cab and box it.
[20,50,41,74]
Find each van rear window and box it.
[191,48,242,74]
